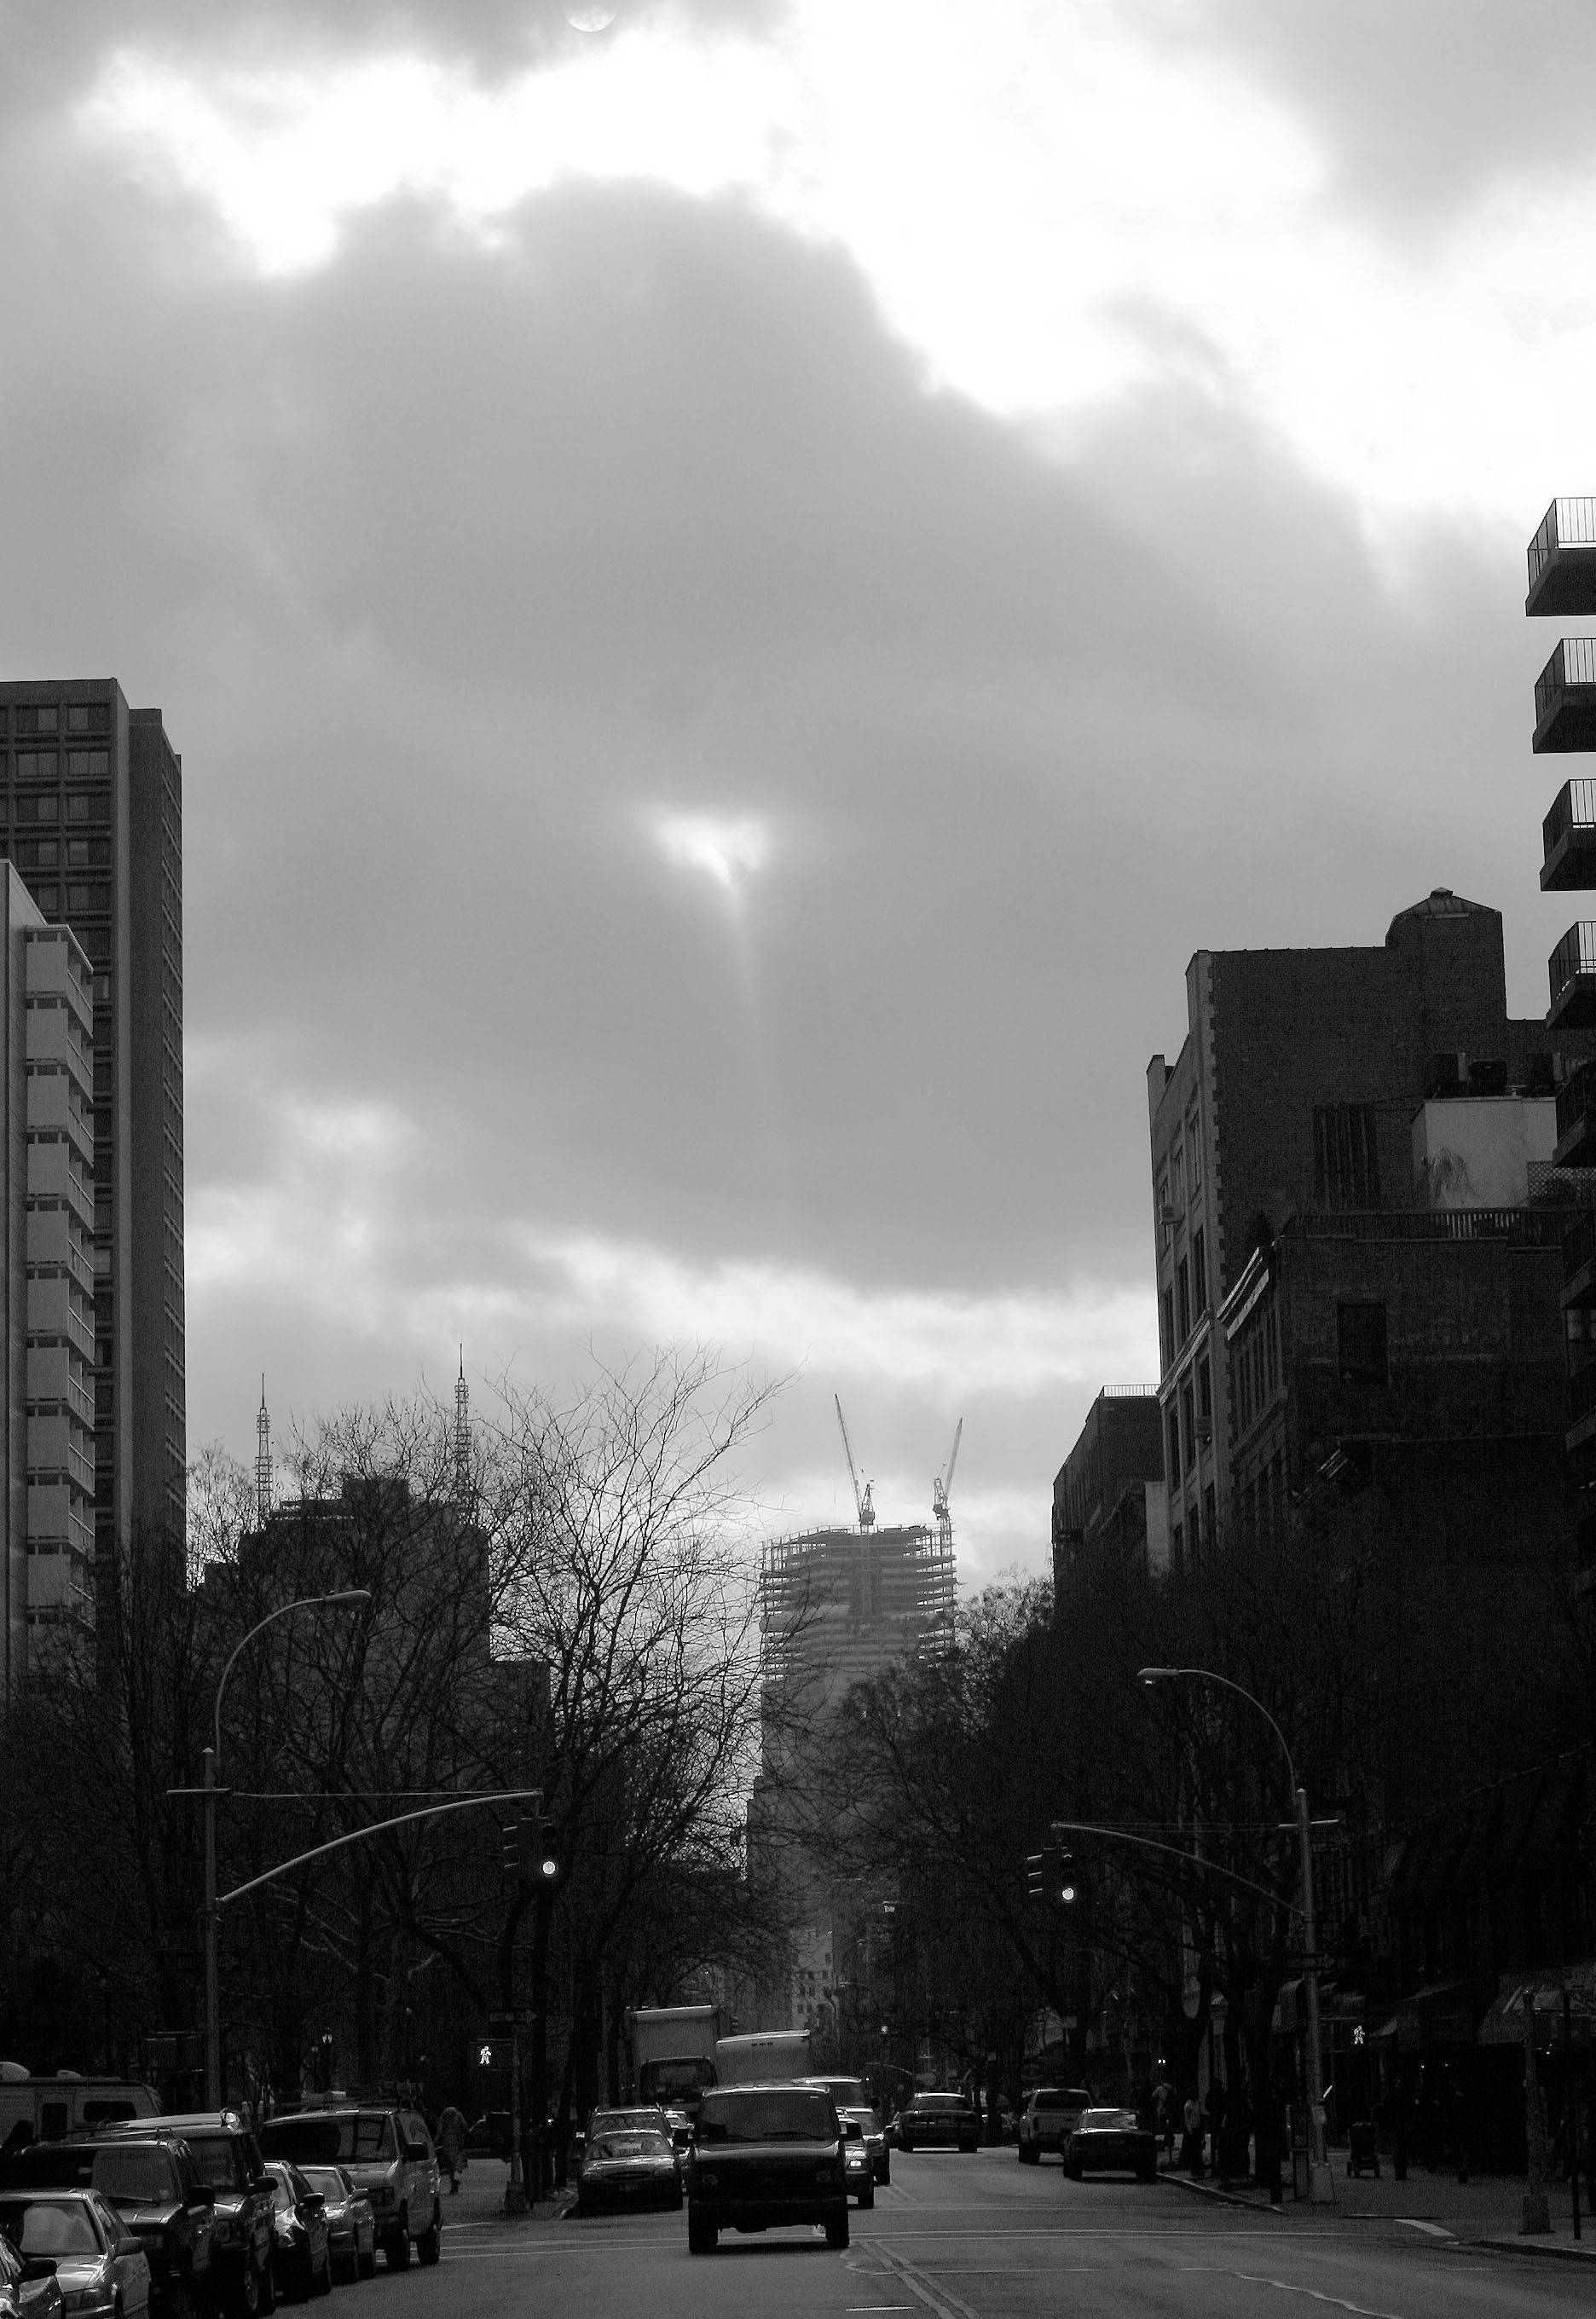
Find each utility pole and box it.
[203,1747,219,2106]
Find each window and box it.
[1314,1103,1381,1209]
[1233,1346,1247,1431]
[1180,1379,1194,1466]
[1265,1306,1278,1395]
[1176,1257,1190,1343]
[66,750,108,778]
[66,795,89,823]
[1198,1354,1211,1420]
[1337,1300,1388,1388]
[1188,1113,1202,1193]
[1166,1405,1182,1483]
[1171,1518,1183,1573]
[15,750,56,779]
[1203,1482,1216,1544]
[1161,1287,1174,1373]
[1171,1142,1184,1207]
[66,704,90,732]
[1193,1226,1206,1314]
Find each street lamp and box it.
[1137,1664,1333,2204]
[205,1591,371,2105]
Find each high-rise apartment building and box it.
[0,868,97,1713]
[0,679,185,1609]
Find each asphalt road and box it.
[390,2147,1594,2319]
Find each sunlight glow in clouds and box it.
[654,812,771,897]
[77,0,1596,534]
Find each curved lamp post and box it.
[205,1591,372,2104]
[1137,1663,1333,2203]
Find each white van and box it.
[0,2068,160,2148]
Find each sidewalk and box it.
[1161,2154,1596,2258]
[437,2160,569,2229]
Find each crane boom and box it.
[943,1418,963,1504]
[835,1395,875,1530]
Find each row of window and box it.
[1160,1226,1209,1368]
[1159,1105,1204,1217]
[3,794,112,824]
[1169,1483,1216,1575]
[1233,1299,1281,1437]
[1165,1350,1213,1485]
[3,751,111,781]
[9,841,112,869]
[0,703,111,737]
[24,885,113,917]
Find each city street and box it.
[412,2148,1593,2319]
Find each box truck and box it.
[625,2006,725,2114]
[712,2030,812,2087]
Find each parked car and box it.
[293,2172,373,2282]
[894,2094,980,2154]
[0,2230,63,2319]
[0,2189,151,2319]
[258,2108,439,2273]
[0,2140,214,2319]
[464,2115,510,2162]
[99,2113,275,2319]
[1017,2087,1093,2165]
[684,2084,848,2253]
[796,2079,888,2186]
[573,2119,680,2217]
[260,2166,330,2303]
[1062,2108,1157,2183]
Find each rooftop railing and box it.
[1558,1056,1596,1142]
[1544,777,1596,863]
[1292,1207,1565,1245]
[1550,921,1596,1011]
[1529,498,1596,593]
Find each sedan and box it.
[1063,2108,1158,2183]
[574,2125,681,2217]
[0,2192,151,2319]
[292,2175,373,2285]
[261,2169,330,2302]
[0,2235,63,2319]
[895,2095,980,2154]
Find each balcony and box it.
[1548,921,1596,1032]
[1527,499,1596,616]
[1556,1058,1596,1166]
[1541,778,1596,889]
[1533,639,1596,752]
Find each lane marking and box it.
[874,2241,980,2319]
[1394,2221,1454,2240]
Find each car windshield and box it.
[91,2150,178,2207]
[180,2138,240,2192]
[299,2172,346,2203]
[1079,2109,1133,2130]
[914,2096,967,2111]
[811,2080,870,2108]
[0,2200,101,2257]
[1032,2092,1065,2109]
[696,2091,836,2145]
[262,2116,395,2166]
[587,2133,671,2161]
[588,2111,662,2134]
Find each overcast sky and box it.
[6,0,1594,1582]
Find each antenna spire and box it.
[255,1376,273,1529]
[454,1348,471,1503]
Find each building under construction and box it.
[759,1521,957,1709]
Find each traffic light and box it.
[512,1818,561,1886]
[1026,1848,1078,1907]
[1056,1851,1078,1906]
[318,2032,334,2091]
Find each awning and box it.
[1372,1982,1475,2051]
[1477,1963,1596,2048]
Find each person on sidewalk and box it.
[1183,2091,1205,2177]
[437,2104,467,2193]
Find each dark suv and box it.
[259,2108,440,2270]
[685,2084,848,2254]
[0,2137,215,2319]
[101,2113,275,2317]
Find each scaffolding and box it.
[758,1520,957,1690]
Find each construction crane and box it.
[835,1395,876,1530]
[932,1418,963,1553]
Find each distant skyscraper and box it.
[0,869,96,1712]
[0,679,185,1610]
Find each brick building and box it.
[1147,892,1583,1560]
[1050,1386,1167,1583]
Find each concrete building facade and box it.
[0,868,97,1712]
[1147,892,1582,1561]
[0,679,185,1605]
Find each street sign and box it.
[487,2010,535,2033]
[1286,1955,1328,1974]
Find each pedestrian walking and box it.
[1154,2080,1174,2163]
[437,2103,467,2193]
[1183,2091,1204,2176]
